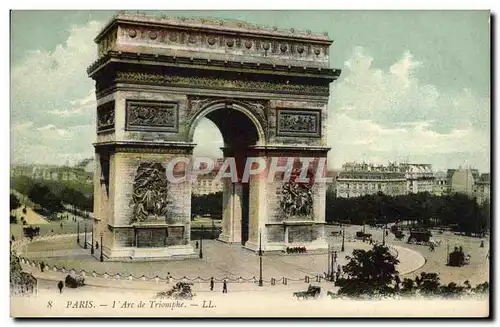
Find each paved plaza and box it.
[17,224,490,294]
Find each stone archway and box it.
[88,13,341,260]
[187,99,264,247]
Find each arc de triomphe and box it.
[87,13,341,260]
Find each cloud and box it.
[49,90,96,117]
[328,47,490,172]
[11,20,101,125]
[332,47,490,134]
[192,118,224,158]
[11,123,95,165]
[10,21,489,174]
[11,20,102,164]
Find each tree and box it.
[10,194,21,211]
[191,192,223,217]
[416,272,440,295]
[28,183,63,215]
[10,215,17,224]
[336,244,400,297]
[401,278,416,294]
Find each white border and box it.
[3,2,497,327]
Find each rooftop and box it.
[96,12,332,44]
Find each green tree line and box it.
[326,191,489,236]
[191,192,223,218]
[333,244,489,298]
[10,176,93,218]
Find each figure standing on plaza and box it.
[222,279,227,293]
[57,281,64,294]
[210,277,214,291]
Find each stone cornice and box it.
[87,51,340,80]
[93,141,196,154]
[96,13,332,44]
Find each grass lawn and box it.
[11,207,48,225]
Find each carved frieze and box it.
[116,72,329,95]
[131,162,169,224]
[126,100,179,133]
[97,101,115,133]
[113,24,329,63]
[276,109,321,137]
[279,167,314,218]
[187,96,268,134]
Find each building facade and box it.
[400,163,434,194]
[433,171,448,196]
[474,173,490,204]
[191,159,224,195]
[335,162,407,198]
[450,168,476,196]
[10,164,93,184]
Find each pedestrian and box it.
[40,261,45,272]
[222,279,227,293]
[95,241,99,249]
[57,281,64,294]
[195,241,199,249]
[210,277,214,291]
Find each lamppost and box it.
[100,231,104,262]
[331,251,337,281]
[91,225,94,255]
[84,224,88,249]
[327,244,331,279]
[77,221,80,245]
[341,226,345,252]
[199,225,203,259]
[211,220,215,240]
[258,230,263,287]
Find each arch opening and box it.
[190,103,263,246]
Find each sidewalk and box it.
[22,262,338,294]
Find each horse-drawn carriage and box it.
[356,231,372,241]
[448,247,471,267]
[65,274,85,288]
[330,230,342,237]
[407,229,432,245]
[293,285,321,300]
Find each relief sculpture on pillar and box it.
[131,162,169,223]
[279,167,314,219]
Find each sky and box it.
[10,10,491,172]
